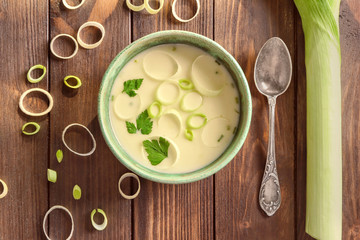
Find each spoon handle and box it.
[259,97,281,216]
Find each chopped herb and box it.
[231,83,235,88]
[125,121,137,134]
[125,110,153,135]
[233,127,237,134]
[122,78,143,97]
[111,95,114,101]
[215,60,221,65]
[235,109,240,114]
[136,110,153,134]
[172,46,176,51]
[217,134,224,142]
[143,137,170,165]
[235,97,239,104]
[134,59,138,63]
[227,125,231,131]
[215,71,219,74]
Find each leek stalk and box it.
[294,0,342,239]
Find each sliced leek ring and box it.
[178,79,194,90]
[43,205,74,240]
[0,179,8,199]
[126,0,145,11]
[62,0,86,10]
[77,21,105,49]
[172,0,200,23]
[19,88,54,117]
[144,0,164,14]
[143,51,180,80]
[113,94,141,120]
[50,34,78,60]
[64,75,82,89]
[141,136,180,169]
[22,122,41,135]
[118,172,141,200]
[62,123,96,157]
[156,81,180,105]
[157,109,183,138]
[180,91,203,112]
[186,113,207,129]
[184,129,194,141]
[191,55,225,96]
[91,209,108,231]
[27,64,46,83]
[147,101,162,118]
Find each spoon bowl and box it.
[254,37,292,98]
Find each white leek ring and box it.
[172,0,200,23]
[144,0,164,14]
[143,51,180,80]
[27,64,46,83]
[62,123,96,157]
[77,21,105,49]
[62,0,86,10]
[91,208,108,231]
[50,34,78,60]
[191,55,224,96]
[19,88,54,117]
[158,109,183,138]
[126,0,145,11]
[22,122,41,135]
[118,172,141,200]
[0,179,8,199]
[43,205,74,240]
[156,81,180,105]
[180,91,203,112]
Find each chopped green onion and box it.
[47,169,57,183]
[235,97,239,104]
[22,122,40,135]
[186,113,207,129]
[184,129,194,141]
[27,64,46,83]
[0,179,8,199]
[227,125,231,131]
[111,95,114,101]
[147,101,162,118]
[91,209,108,231]
[217,134,224,142]
[172,46,176,51]
[233,127,237,134]
[73,185,81,200]
[56,149,63,163]
[178,79,194,90]
[215,60,221,65]
[64,75,82,89]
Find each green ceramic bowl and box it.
[98,30,252,184]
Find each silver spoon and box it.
[254,37,292,216]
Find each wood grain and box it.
[0,0,359,239]
[214,0,296,239]
[131,1,214,239]
[0,0,49,239]
[48,0,131,239]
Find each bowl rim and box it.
[98,30,252,184]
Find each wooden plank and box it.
[214,0,296,239]
[48,0,131,239]
[339,1,360,239]
[131,1,214,239]
[0,0,49,239]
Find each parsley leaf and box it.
[125,121,137,134]
[122,79,143,97]
[143,137,170,165]
[125,110,153,135]
[136,110,153,135]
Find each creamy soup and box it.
[109,44,240,173]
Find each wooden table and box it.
[0,0,359,239]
